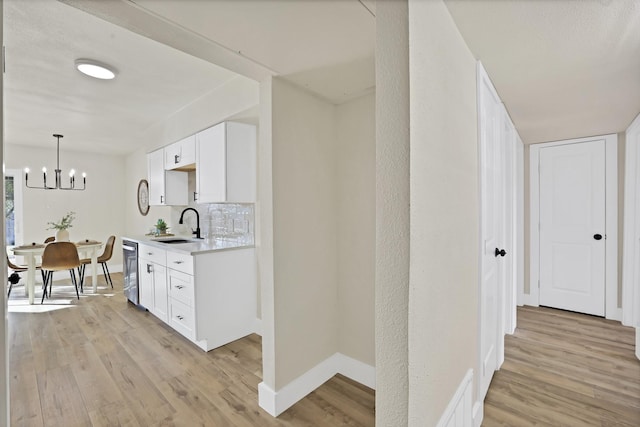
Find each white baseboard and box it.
[436,369,473,427]
[335,353,376,389]
[606,307,622,322]
[258,352,375,417]
[473,400,484,427]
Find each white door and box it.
[478,64,505,400]
[539,140,606,316]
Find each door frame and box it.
[622,113,640,331]
[528,134,619,320]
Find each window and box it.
[5,170,23,250]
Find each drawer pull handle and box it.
[147,252,153,255]
[176,285,184,289]
[173,260,184,264]
[176,315,184,321]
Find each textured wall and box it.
[375,1,410,425]
[408,0,479,425]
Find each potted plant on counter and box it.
[155,218,169,236]
[47,211,76,242]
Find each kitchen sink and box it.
[153,238,193,244]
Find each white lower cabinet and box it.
[168,268,195,340]
[138,244,168,323]
[140,245,256,352]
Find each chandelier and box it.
[24,134,86,191]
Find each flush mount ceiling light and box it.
[75,59,117,80]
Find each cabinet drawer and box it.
[168,269,194,307]
[166,251,193,274]
[169,298,195,340]
[139,244,166,265]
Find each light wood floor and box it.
[483,306,640,426]
[8,273,375,426]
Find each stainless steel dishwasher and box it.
[122,239,139,304]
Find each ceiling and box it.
[4,0,246,156]
[4,0,375,156]
[5,1,639,155]
[445,0,640,144]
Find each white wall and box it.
[336,93,375,366]
[5,144,126,268]
[0,3,8,423]
[269,77,338,388]
[375,0,410,425]
[408,1,479,425]
[258,78,376,413]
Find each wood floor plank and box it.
[37,364,92,427]
[483,306,640,426]
[9,273,375,426]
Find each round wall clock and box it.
[137,179,150,216]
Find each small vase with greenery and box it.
[47,211,76,242]
[155,218,168,236]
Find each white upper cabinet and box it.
[164,135,196,170]
[148,148,188,206]
[195,122,256,203]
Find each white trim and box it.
[516,136,525,309]
[605,137,619,321]
[528,146,541,307]
[622,112,640,328]
[334,353,376,389]
[502,107,519,335]
[436,369,473,427]
[529,134,618,320]
[258,353,376,417]
[472,400,484,427]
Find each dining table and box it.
[11,240,103,304]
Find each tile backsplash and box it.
[204,203,254,245]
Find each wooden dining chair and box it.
[44,236,55,243]
[40,242,81,303]
[79,236,115,289]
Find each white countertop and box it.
[122,235,254,255]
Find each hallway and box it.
[483,306,639,426]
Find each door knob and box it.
[593,234,603,240]
[494,248,507,257]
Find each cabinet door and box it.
[147,149,165,205]
[138,260,155,310]
[152,263,168,323]
[196,123,227,203]
[165,135,196,170]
